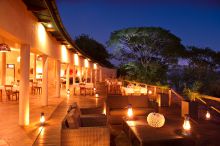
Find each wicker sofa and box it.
[61,103,110,146]
[106,95,157,127]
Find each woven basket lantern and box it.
[147,112,165,128]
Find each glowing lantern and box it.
[67,89,70,95]
[95,93,99,98]
[206,111,211,120]
[182,115,191,135]
[147,112,165,128]
[84,59,89,68]
[93,63,97,70]
[40,112,45,125]
[74,54,79,66]
[148,90,152,95]
[127,104,133,119]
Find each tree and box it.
[108,27,185,83]
[75,34,113,67]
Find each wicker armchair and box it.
[61,104,110,146]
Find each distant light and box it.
[47,23,53,28]
[206,111,211,120]
[127,104,133,119]
[84,59,89,68]
[67,89,70,95]
[95,93,99,98]
[40,112,45,126]
[93,63,97,70]
[7,64,14,69]
[17,56,21,63]
[148,90,152,95]
[74,54,79,66]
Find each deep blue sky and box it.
[57,0,220,51]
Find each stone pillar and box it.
[66,64,70,91]
[41,55,48,106]
[56,60,61,97]
[33,54,36,81]
[19,44,30,126]
[1,52,6,85]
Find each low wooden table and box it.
[123,116,196,146]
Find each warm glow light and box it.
[7,64,14,69]
[60,70,65,77]
[40,113,45,125]
[17,56,21,63]
[93,63,97,70]
[148,90,152,94]
[95,93,99,98]
[36,68,42,74]
[182,115,191,135]
[61,45,68,62]
[47,23,53,28]
[67,89,70,95]
[84,59,89,68]
[127,104,133,118]
[74,54,79,66]
[206,111,211,120]
[94,88,96,91]
[147,112,165,128]
[37,23,46,45]
[77,70,81,77]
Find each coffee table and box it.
[122,116,196,146]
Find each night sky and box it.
[57,0,220,51]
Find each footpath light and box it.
[206,111,211,120]
[182,115,191,135]
[40,112,45,126]
[127,104,133,119]
[67,89,70,95]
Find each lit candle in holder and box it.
[67,89,70,95]
[182,115,191,135]
[127,104,133,119]
[206,111,211,120]
[95,93,99,98]
[40,112,45,126]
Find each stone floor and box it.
[0,86,103,146]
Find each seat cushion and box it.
[110,108,127,116]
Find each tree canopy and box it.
[108,27,185,83]
[75,34,114,67]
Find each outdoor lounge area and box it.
[0,0,220,146]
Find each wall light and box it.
[84,59,89,68]
[47,23,53,28]
[17,56,21,63]
[93,63,97,70]
[74,54,79,66]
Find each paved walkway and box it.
[0,89,64,146]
